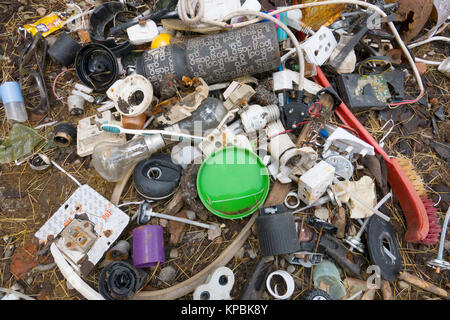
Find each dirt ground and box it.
[0,1,448,300]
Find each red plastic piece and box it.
[420,197,441,245]
[313,67,429,242]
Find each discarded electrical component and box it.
[366,215,402,282]
[0,81,28,123]
[240,258,273,300]
[300,26,337,66]
[313,260,346,300]
[266,120,316,183]
[193,267,235,300]
[321,127,375,159]
[165,97,228,137]
[199,125,252,158]
[35,184,130,276]
[47,33,81,67]
[53,122,77,147]
[92,134,166,182]
[132,153,181,200]
[324,155,354,180]
[75,43,119,92]
[223,81,256,110]
[67,95,85,116]
[240,104,280,133]
[98,261,146,300]
[336,70,405,111]
[155,77,209,126]
[298,161,335,205]
[77,111,126,157]
[136,22,280,92]
[279,90,308,135]
[132,225,165,268]
[107,74,153,117]
[266,270,295,300]
[256,205,300,256]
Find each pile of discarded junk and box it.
[0,0,449,300]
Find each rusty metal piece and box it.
[300,0,345,31]
[386,0,434,43]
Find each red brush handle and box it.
[313,67,428,242]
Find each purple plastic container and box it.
[133,225,165,268]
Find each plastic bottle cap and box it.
[0,82,24,104]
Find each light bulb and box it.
[92,134,165,182]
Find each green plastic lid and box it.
[197,146,270,219]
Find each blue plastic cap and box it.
[319,128,329,138]
[0,82,24,104]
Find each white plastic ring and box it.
[266,270,295,300]
[284,191,301,209]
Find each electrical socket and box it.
[300,26,337,66]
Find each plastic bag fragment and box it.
[0,123,44,164]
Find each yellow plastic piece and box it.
[151,33,172,49]
[23,13,66,37]
[300,0,344,31]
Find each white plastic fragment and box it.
[349,176,377,219]
[193,267,235,300]
[127,20,159,45]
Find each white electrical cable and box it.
[408,36,450,49]
[50,243,104,300]
[51,160,82,187]
[415,57,442,66]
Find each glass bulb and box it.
[92,135,165,182]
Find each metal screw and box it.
[426,207,450,273]
[345,193,392,253]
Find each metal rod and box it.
[146,211,219,230]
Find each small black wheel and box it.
[302,288,332,300]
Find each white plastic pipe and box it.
[50,243,104,300]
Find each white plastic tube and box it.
[50,243,104,300]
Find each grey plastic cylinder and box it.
[136,22,281,93]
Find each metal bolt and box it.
[426,207,450,273]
